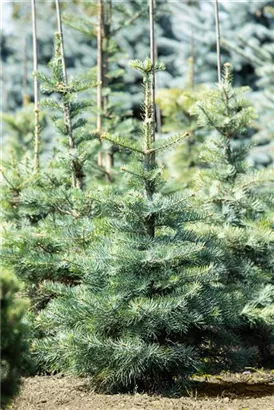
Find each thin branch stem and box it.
[0,169,18,191]
[188,29,195,89]
[149,0,156,144]
[112,9,145,35]
[154,42,162,134]
[96,0,104,170]
[103,0,114,176]
[97,0,103,135]
[55,0,67,84]
[31,0,40,172]
[142,0,157,237]
[214,0,221,83]
[55,0,83,189]
[22,37,28,106]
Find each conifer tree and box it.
[1,33,102,310]
[221,5,274,167]
[28,57,268,391]
[2,0,274,390]
[190,63,274,364]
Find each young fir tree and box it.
[190,63,274,364]
[1,270,29,409]
[29,59,264,392]
[1,33,103,310]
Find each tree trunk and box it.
[31,0,40,172]
[143,0,157,238]
[55,0,83,189]
[97,0,103,135]
[214,0,222,82]
[22,37,29,106]
[97,0,114,180]
[149,0,156,145]
[154,43,162,134]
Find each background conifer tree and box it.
[156,81,207,189]
[1,33,103,311]
[222,5,274,168]
[190,63,274,365]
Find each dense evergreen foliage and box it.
[1,270,29,408]
[1,0,273,399]
[1,34,103,310]
[30,60,220,390]
[190,63,274,365]
[20,61,271,392]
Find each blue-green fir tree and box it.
[28,60,270,392]
[1,33,104,311]
[190,63,274,365]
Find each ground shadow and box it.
[188,380,274,399]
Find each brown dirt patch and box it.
[11,372,274,410]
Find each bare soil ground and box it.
[11,371,274,410]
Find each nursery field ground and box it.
[11,371,274,410]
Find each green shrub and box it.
[1,270,29,409]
